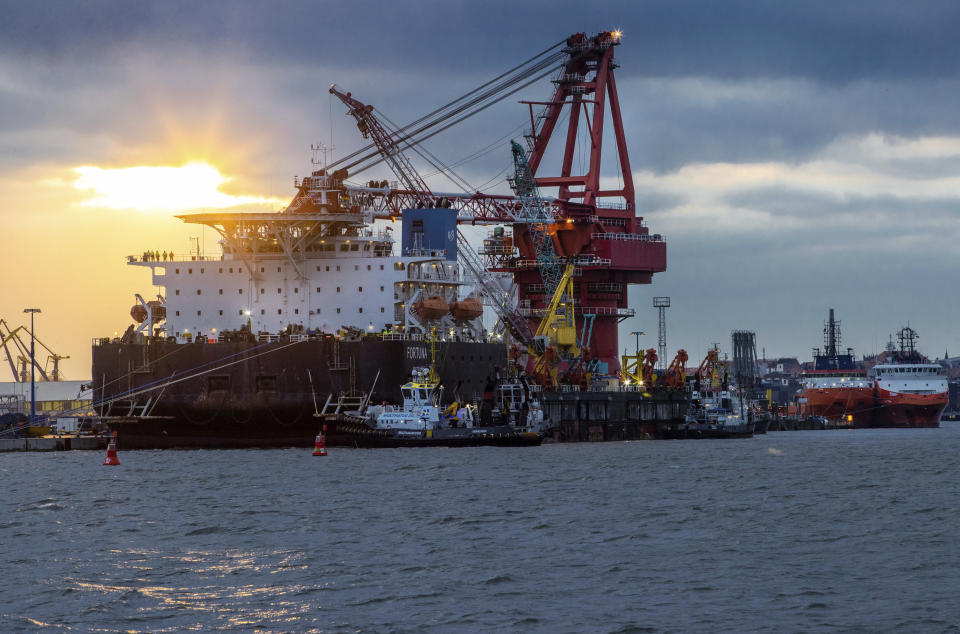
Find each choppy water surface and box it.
[4,426,960,632]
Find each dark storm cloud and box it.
[4,0,960,176]
[625,77,960,172]
[722,186,960,222]
[3,0,960,81]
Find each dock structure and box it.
[0,435,109,452]
[542,389,689,441]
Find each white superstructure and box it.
[126,169,485,343]
[872,364,947,396]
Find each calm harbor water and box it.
[3,426,960,632]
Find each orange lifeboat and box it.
[414,296,449,321]
[147,301,166,321]
[449,297,483,321]
[130,304,148,323]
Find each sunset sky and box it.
[2,0,959,379]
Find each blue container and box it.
[401,208,458,261]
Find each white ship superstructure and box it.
[872,364,947,396]
[126,171,484,343]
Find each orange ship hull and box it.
[873,388,947,428]
[801,386,874,426]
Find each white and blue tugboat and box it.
[324,364,544,448]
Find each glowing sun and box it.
[73,162,279,211]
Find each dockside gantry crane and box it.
[0,318,69,382]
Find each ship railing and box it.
[586,283,623,293]
[595,201,627,210]
[511,257,611,269]
[128,254,221,264]
[553,73,586,84]
[382,333,425,341]
[517,305,635,318]
[590,232,664,242]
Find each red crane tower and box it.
[492,31,667,373]
[322,31,667,376]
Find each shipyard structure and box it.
[92,31,685,448]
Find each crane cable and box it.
[326,39,564,171]
[332,49,567,174]
[347,61,563,176]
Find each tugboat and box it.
[677,387,755,439]
[660,347,755,439]
[317,334,544,448]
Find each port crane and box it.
[0,318,69,382]
[319,31,667,378]
[330,85,587,385]
[693,347,727,391]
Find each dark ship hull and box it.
[92,337,505,449]
[330,419,542,448]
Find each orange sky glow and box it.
[0,161,287,380]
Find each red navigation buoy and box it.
[312,429,327,457]
[102,431,120,466]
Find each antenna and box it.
[311,143,335,170]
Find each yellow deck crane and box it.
[529,264,579,386]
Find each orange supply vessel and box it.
[799,311,948,428]
[869,327,948,428]
[798,309,873,426]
